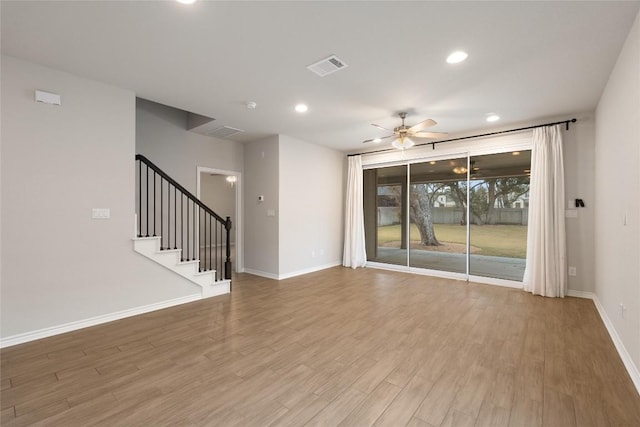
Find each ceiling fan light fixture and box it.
[452,166,468,174]
[446,51,468,64]
[392,137,415,150]
[363,112,447,146]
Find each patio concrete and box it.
[373,247,525,281]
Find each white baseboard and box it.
[243,268,280,280]
[278,261,342,280]
[0,293,201,349]
[567,290,595,299]
[567,289,640,396]
[243,262,342,281]
[567,289,594,299]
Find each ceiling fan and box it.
[363,112,448,149]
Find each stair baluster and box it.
[135,154,232,283]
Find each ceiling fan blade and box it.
[412,131,448,139]
[408,119,437,133]
[371,123,392,132]
[362,134,395,143]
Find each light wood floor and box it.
[2,267,640,426]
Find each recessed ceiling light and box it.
[486,114,500,122]
[176,0,197,4]
[512,151,521,156]
[295,104,308,113]
[446,51,468,64]
[429,161,436,165]
[373,138,382,143]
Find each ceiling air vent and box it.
[207,126,244,138]
[307,55,348,77]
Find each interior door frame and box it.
[196,166,243,274]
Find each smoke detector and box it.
[307,55,348,77]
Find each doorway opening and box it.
[197,167,242,274]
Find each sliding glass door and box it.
[363,149,531,284]
[468,151,531,281]
[409,158,467,274]
[363,165,407,266]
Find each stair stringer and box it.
[133,236,230,298]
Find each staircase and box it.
[133,154,232,298]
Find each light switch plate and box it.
[92,208,110,219]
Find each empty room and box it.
[1,1,640,426]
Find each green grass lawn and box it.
[378,223,528,258]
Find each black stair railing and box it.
[135,154,232,281]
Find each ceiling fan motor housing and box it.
[362,111,447,145]
[394,126,409,134]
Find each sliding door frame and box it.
[363,137,532,288]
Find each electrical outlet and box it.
[568,266,576,276]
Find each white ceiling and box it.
[2,1,639,153]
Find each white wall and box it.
[594,12,640,369]
[563,117,596,293]
[279,135,344,276]
[135,98,244,195]
[243,136,279,277]
[1,55,199,339]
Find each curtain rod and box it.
[347,118,577,157]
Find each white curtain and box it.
[343,155,367,268]
[523,125,567,297]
